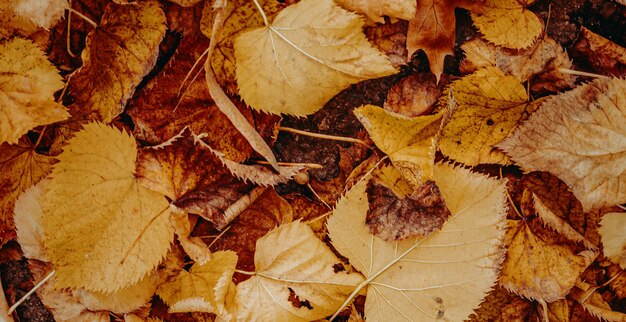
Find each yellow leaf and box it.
[499,220,596,302]
[498,77,626,211]
[235,221,364,321]
[354,104,442,183]
[328,163,507,321]
[439,67,538,166]
[234,0,396,116]
[69,1,166,122]
[14,181,48,261]
[156,251,237,318]
[42,122,174,293]
[599,212,626,269]
[169,206,211,265]
[471,0,543,49]
[334,0,416,23]
[0,37,68,144]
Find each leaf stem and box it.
[252,0,269,26]
[558,68,610,79]
[67,7,98,28]
[66,0,78,58]
[235,269,256,276]
[8,270,55,315]
[279,127,372,149]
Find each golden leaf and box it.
[438,67,538,166]
[328,163,507,321]
[0,2,40,40]
[599,212,626,269]
[498,77,626,211]
[234,0,396,116]
[0,37,68,144]
[69,0,166,122]
[334,0,416,23]
[471,0,543,49]
[235,221,363,321]
[169,206,211,265]
[42,122,174,293]
[499,220,596,302]
[156,251,237,318]
[14,181,48,261]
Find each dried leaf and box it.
[334,0,416,23]
[499,77,626,211]
[14,0,67,28]
[384,73,442,117]
[328,163,507,321]
[572,27,626,77]
[69,0,166,122]
[42,122,174,293]
[364,20,408,67]
[407,0,483,80]
[439,67,538,166]
[170,206,211,265]
[234,0,396,116]
[571,282,626,321]
[0,37,68,144]
[468,287,534,322]
[471,0,543,49]
[14,181,48,261]
[157,251,237,318]
[499,220,596,302]
[366,180,451,240]
[0,2,41,40]
[235,221,363,321]
[599,212,626,269]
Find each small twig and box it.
[67,7,98,28]
[208,225,232,249]
[279,126,372,149]
[617,204,626,211]
[251,0,269,26]
[254,160,324,169]
[33,125,47,149]
[235,269,256,276]
[305,211,332,225]
[66,0,78,58]
[177,46,210,98]
[499,167,525,219]
[539,299,549,322]
[8,270,55,315]
[307,183,331,209]
[558,68,610,79]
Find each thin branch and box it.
[235,269,256,276]
[66,0,78,58]
[208,225,232,249]
[558,68,610,79]
[8,270,55,315]
[279,126,372,149]
[67,7,98,28]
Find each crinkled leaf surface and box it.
[69,0,166,122]
[328,163,507,321]
[599,212,626,269]
[235,221,364,321]
[334,0,416,23]
[234,0,396,116]
[42,122,174,293]
[439,67,538,166]
[0,37,68,144]
[499,77,626,211]
[471,0,542,49]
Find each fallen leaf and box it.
[157,251,237,319]
[235,221,363,321]
[364,20,408,67]
[328,163,507,321]
[572,27,626,77]
[0,37,68,144]
[0,139,54,246]
[14,181,48,261]
[471,0,543,49]
[169,206,211,265]
[407,0,483,80]
[498,77,626,211]
[499,219,596,302]
[366,180,451,240]
[599,212,626,269]
[334,0,416,23]
[384,73,443,117]
[438,67,538,166]
[42,122,174,293]
[234,0,396,116]
[0,2,41,40]
[69,0,166,122]
[570,281,626,321]
[468,287,534,322]
[14,0,67,28]
[607,264,626,299]
[354,104,442,184]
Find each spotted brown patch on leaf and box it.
[366,180,451,240]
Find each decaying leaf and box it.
[499,77,626,211]
[364,20,408,67]
[234,0,396,116]
[572,27,626,77]
[0,139,54,246]
[407,0,483,80]
[170,206,211,265]
[438,67,538,166]
[570,281,626,321]
[384,73,442,117]
[366,180,451,241]
[471,0,543,49]
[14,181,48,261]
[499,220,596,302]
[334,0,416,23]
[354,104,442,184]
[468,287,534,322]
[157,251,237,318]
[235,221,363,321]
[14,0,67,28]
[42,122,174,293]
[328,163,507,321]
[0,1,41,40]
[599,212,626,269]
[69,0,166,122]
[0,37,68,144]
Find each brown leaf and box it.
[364,20,408,68]
[407,0,483,81]
[366,180,451,241]
[572,27,626,77]
[468,287,534,322]
[383,73,445,117]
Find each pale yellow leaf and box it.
[14,181,48,261]
[599,212,626,269]
[0,37,68,144]
[15,0,67,28]
[157,251,237,319]
[235,221,364,321]
[334,0,416,23]
[328,163,507,321]
[498,77,626,211]
[234,0,396,116]
[169,206,211,265]
[471,0,543,49]
[42,122,174,293]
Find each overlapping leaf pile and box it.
[1,0,626,321]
